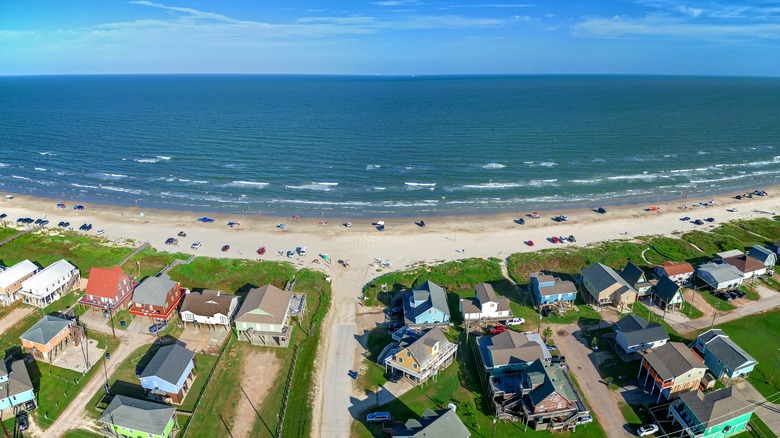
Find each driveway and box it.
[0,305,35,335]
[553,324,634,438]
[733,379,780,435]
[178,324,230,354]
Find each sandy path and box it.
[232,350,282,438]
[0,305,35,335]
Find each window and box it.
[406,351,411,357]
[398,357,403,364]
[413,363,418,369]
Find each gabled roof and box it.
[474,283,510,312]
[397,408,470,438]
[234,284,293,326]
[696,263,743,284]
[696,330,757,371]
[0,260,38,289]
[180,289,238,318]
[133,274,178,307]
[653,276,683,303]
[20,315,71,345]
[748,245,776,264]
[404,281,450,323]
[657,261,694,277]
[22,259,77,292]
[401,328,452,368]
[679,387,750,426]
[581,262,635,295]
[614,315,669,347]
[532,274,578,297]
[620,262,646,285]
[715,249,745,260]
[139,344,195,386]
[0,360,34,400]
[99,395,175,436]
[85,266,128,299]
[722,255,766,274]
[643,342,705,381]
[524,359,577,406]
[479,331,549,368]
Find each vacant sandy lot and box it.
[232,349,283,438]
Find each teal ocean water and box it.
[1,75,779,217]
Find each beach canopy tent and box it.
[196,217,215,223]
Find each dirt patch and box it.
[231,349,283,438]
[556,329,569,336]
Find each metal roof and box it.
[139,344,195,386]
[132,274,178,307]
[234,284,293,326]
[0,260,38,289]
[643,342,705,380]
[679,387,749,425]
[99,395,175,436]
[21,259,77,293]
[20,315,71,345]
[614,315,669,347]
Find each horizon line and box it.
[2,72,780,79]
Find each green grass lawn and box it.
[128,247,190,278]
[732,218,780,242]
[741,285,761,301]
[62,429,105,438]
[631,302,691,343]
[711,224,766,248]
[714,308,780,398]
[647,236,704,262]
[168,257,296,294]
[694,289,735,312]
[682,230,743,255]
[763,277,780,292]
[356,328,393,393]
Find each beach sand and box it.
[1,190,777,270]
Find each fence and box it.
[275,344,301,438]
[118,242,150,267]
[180,336,232,437]
[0,225,41,247]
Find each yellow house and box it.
[385,328,458,384]
[581,262,637,310]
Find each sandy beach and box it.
[1,189,778,270]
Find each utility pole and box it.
[710,308,717,329]
[492,417,497,438]
[106,305,116,339]
[537,312,542,334]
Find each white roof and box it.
[22,260,77,292]
[0,260,39,289]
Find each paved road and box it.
[554,324,634,438]
[669,285,780,335]
[43,323,154,436]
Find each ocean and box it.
[1,75,779,217]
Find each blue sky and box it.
[1,0,778,75]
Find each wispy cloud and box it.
[370,0,420,6]
[573,15,780,40]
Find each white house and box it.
[0,260,40,306]
[19,260,80,308]
[653,261,695,285]
[722,255,767,281]
[695,263,743,291]
[748,245,776,272]
[613,315,669,355]
[460,283,512,321]
[179,289,239,328]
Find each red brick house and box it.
[129,274,184,321]
[78,266,135,312]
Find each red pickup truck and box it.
[489,325,509,334]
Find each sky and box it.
[1,0,779,76]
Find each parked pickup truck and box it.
[502,318,525,326]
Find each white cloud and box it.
[573,15,780,40]
[676,5,703,18]
[370,0,419,6]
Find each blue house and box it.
[402,281,450,327]
[0,359,35,410]
[139,344,196,405]
[530,274,578,306]
[691,329,757,381]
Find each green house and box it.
[234,284,302,348]
[99,395,176,438]
[668,387,753,438]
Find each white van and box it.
[297,246,307,256]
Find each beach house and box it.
[234,284,305,348]
[580,263,637,310]
[748,245,776,271]
[695,263,743,291]
[19,315,76,362]
[99,395,177,438]
[654,261,695,285]
[714,249,745,261]
[478,331,550,376]
[179,289,239,328]
[722,255,766,282]
[401,281,450,328]
[460,283,512,321]
[78,266,134,312]
[384,328,458,384]
[0,360,35,411]
[391,407,470,438]
[690,329,757,381]
[638,342,707,402]
[612,315,669,355]
[668,387,753,438]
[529,274,578,308]
[0,260,39,306]
[130,274,184,321]
[139,344,196,404]
[19,259,80,308]
[652,276,686,310]
[620,262,654,298]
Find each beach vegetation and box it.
[127,247,190,278]
[167,256,296,293]
[647,236,704,262]
[731,218,780,243]
[711,224,767,247]
[682,230,743,255]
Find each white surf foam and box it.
[134,158,161,163]
[156,156,172,160]
[227,181,270,188]
[285,184,335,191]
[482,163,506,169]
[34,167,47,171]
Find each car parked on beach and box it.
[705,217,715,222]
[569,235,576,242]
[177,231,187,237]
[221,245,230,252]
[680,216,690,221]
[0,213,6,219]
[191,241,202,250]
[97,229,105,236]
[551,236,561,244]
[694,219,704,225]
[526,240,534,246]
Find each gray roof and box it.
[479,331,549,368]
[748,245,776,264]
[533,275,578,297]
[180,289,238,318]
[614,315,669,347]
[139,344,195,386]
[404,281,450,324]
[698,328,725,344]
[133,274,178,307]
[401,328,452,368]
[581,262,635,296]
[715,249,745,260]
[653,276,683,303]
[397,408,470,438]
[99,395,175,436]
[20,315,71,345]
[696,263,743,284]
[697,330,757,371]
[234,284,293,326]
[524,359,578,407]
[679,387,750,425]
[0,360,34,401]
[475,283,498,304]
[620,262,647,285]
[643,342,705,380]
